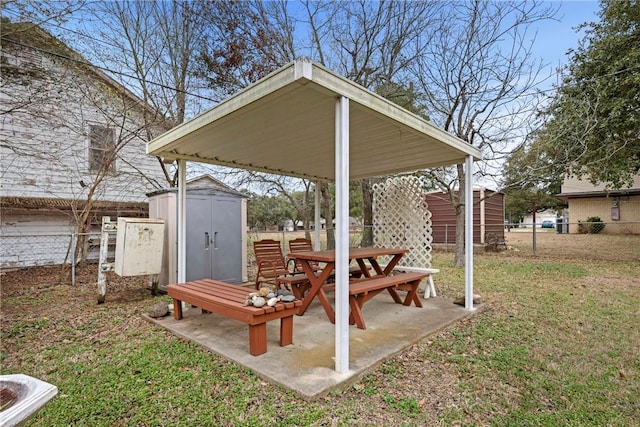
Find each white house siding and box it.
[1,27,169,269]
[0,211,76,268]
[0,35,167,203]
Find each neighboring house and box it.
[425,188,505,244]
[0,21,169,268]
[557,174,640,234]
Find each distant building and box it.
[557,174,640,234]
[426,189,505,244]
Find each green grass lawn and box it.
[1,236,639,426]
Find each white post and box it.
[464,155,474,310]
[335,96,350,373]
[241,198,248,282]
[71,232,76,286]
[314,181,321,250]
[97,216,116,304]
[177,159,187,283]
[480,188,486,244]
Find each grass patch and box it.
[1,235,638,425]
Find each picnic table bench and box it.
[167,279,302,356]
[348,271,428,329]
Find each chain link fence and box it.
[2,223,639,286]
[430,221,640,261]
[0,232,107,285]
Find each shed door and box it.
[186,196,211,282]
[210,198,242,283]
[185,195,242,283]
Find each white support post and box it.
[177,159,187,284]
[335,96,350,373]
[97,216,116,304]
[464,155,474,310]
[314,181,321,250]
[480,188,486,244]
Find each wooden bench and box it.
[348,272,429,330]
[167,279,302,356]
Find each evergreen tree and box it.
[540,0,640,189]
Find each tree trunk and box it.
[361,179,373,247]
[454,163,465,267]
[321,182,335,250]
[74,203,94,266]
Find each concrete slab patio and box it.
[144,289,480,400]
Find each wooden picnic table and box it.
[287,247,410,323]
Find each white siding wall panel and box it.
[1,43,167,204]
[0,212,76,268]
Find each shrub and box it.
[578,216,606,234]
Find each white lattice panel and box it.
[372,176,432,268]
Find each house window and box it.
[89,126,115,172]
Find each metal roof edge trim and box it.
[556,189,640,199]
[163,153,332,182]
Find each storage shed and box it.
[148,175,248,291]
[426,189,505,244]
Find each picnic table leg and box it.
[172,298,183,320]
[398,280,423,307]
[386,287,402,304]
[356,258,372,277]
[348,296,367,330]
[367,257,384,276]
[248,323,268,356]
[298,261,335,319]
[279,315,294,347]
[382,253,404,276]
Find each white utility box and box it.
[114,218,165,276]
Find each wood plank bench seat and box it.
[167,279,302,356]
[348,271,429,330]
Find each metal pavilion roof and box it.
[147,59,481,178]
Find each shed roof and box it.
[147,59,481,180]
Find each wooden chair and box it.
[253,239,310,297]
[288,238,321,273]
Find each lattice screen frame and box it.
[372,176,433,268]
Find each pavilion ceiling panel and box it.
[148,60,481,181]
